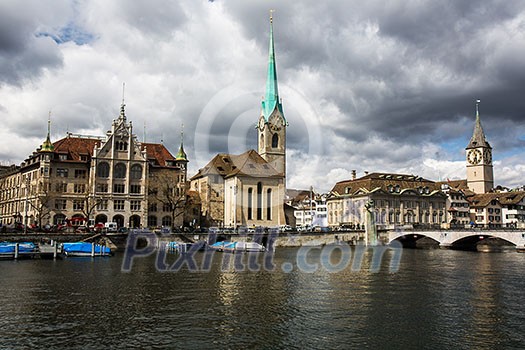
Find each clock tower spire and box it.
[466,100,493,193]
[257,11,287,177]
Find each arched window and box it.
[272,134,279,148]
[247,188,253,220]
[114,163,126,179]
[130,164,142,180]
[97,162,110,178]
[257,182,262,220]
[266,188,272,220]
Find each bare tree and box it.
[149,171,187,230]
[27,180,54,228]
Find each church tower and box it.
[466,100,494,193]
[257,12,287,177]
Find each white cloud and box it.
[1,0,525,192]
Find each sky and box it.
[1,0,525,192]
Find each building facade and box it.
[327,173,447,229]
[0,103,188,230]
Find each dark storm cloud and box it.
[218,0,525,158]
[0,2,64,85]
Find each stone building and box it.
[0,103,187,230]
[327,173,447,228]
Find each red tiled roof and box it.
[141,143,177,167]
[52,136,101,161]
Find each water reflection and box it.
[0,249,524,349]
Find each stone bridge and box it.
[384,229,525,250]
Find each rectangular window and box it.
[163,203,172,212]
[74,169,87,178]
[114,184,125,193]
[59,154,67,161]
[96,183,108,193]
[55,199,66,210]
[130,184,141,194]
[73,200,84,211]
[114,200,125,211]
[74,184,86,193]
[131,200,141,211]
[149,203,157,212]
[55,183,68,193]
[56,168,68,178]
[97,200,108,211]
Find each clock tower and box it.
[256,12,287,177]
[466,100,493,193]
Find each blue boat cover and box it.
[63,242,111,254]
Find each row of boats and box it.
[0,241,111,259]
[166,241,266,253]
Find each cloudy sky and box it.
[1,0,525,192]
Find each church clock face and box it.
[467,149,482,165]
[258,117,266,131]
[483,149,492,164]
[269,114,282,132]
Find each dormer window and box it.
[395,185,400,193]
[388,185,394,193]
[59,154,67,161]
[345,187,351,194]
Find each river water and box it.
[0,247,524,349]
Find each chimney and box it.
[351,170,356,180]
[364,171,369,176]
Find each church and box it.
[190,14,287,228]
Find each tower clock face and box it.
[269,114,282,132]
[258,117,266,130]
[483,149,492,164]
[467,149,482,165]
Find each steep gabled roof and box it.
[191,149,281,181]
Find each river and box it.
[0,247,524,349]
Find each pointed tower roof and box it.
[175,127,188,162]
[467,100,491,149]
[41,113,54,152]
[261,11,284,122]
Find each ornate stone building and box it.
[0,103,188,230]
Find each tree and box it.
[27,180,54,228]
[149,170,187,230]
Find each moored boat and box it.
[62,242,111,257]
[223,241,265,253]
[0,242,36,259]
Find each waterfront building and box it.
[190,14,286,228]
[439,180,471,226]
[327,172,447,229]
[0,103,188,229]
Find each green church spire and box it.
[41,112,54,153]
[262,10,284,121]
[175,124,188,162]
